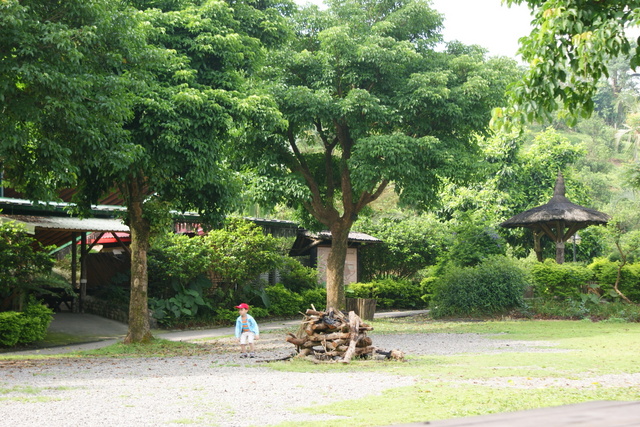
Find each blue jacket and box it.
[235,313,259,338]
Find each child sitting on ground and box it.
[234,303,259,358]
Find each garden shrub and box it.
[527,297,640,322]
[346,278,426,309]
[150,276,212,326]
[19,302,54,344]
[0,311,24,346]
[278,258,319,293]
[211,306,270,325]
[447,222,506,267]
[264,283,303,317]
[530,259,594,299]
[300,287,326,311]
[430,256,529,318]
[0,302,53,347]
[589,257,640,302]
[0,221,55,310]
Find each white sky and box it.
[429,0,533,59]
[294,0,534,59]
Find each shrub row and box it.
[528,257,640,303]
[0,302,53,347]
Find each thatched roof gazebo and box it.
[500,172,610,263]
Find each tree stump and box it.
[346,297,377,320]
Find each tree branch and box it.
[614,239,635,304]
[288,126,332,223]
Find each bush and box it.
[347,278,426,309]
[357,215,447,281]
[212,306,270,325]
[300,287,326,311]
[447,222,506,267]
[589,258,640,302]
[0,302,53,347]
[430,256,529,318]
[19,302,54,344]
[278,258,319,293]
[264,283,303,317]
[0,221,55,310]
[0,312,24,346]
[150,277,212,327]
[530,259,594,299]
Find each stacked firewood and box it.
[286,307,403,363]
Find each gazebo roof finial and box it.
[552,171,567,201]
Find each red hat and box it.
[234,303,250,310]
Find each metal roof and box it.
[0,214,129,248]
[0,196,126,215]
[289,229,382,256]
[302,230,382,243]
[0,215,128,232]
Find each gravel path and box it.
[0,332,632,426]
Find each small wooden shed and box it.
[289,230,382,284]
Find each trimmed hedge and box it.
[530,259,594,299]
[0,302,53,347]
[264,283,304,317]
[589,258,640,303]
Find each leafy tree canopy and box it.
[498,0,640,126]
[238,0,520,308]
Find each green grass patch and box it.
[73,338,211,358]
[0,385,44,395]
[268,319,640,426]
[278,384,640,427]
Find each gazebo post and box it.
[533,230,544,262]
[555,240,565,264]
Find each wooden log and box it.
[297,348,312,356]
[286,334,307,347]
[305,322,316,335]
[341,311,362,363]
[310,323,329,332]
[308,331,350,341]
[355,346,375,355]
[324,339,348,350]
[305,309,325,316]
[356,336,372,348]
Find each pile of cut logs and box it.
[286,307,403,363]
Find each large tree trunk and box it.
[124,179,153,344]
[325,221,351,310]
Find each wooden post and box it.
[80,233,87,313]
[71,232,78,312]
[555,241,565,264]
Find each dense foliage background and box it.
[3,0,640,343]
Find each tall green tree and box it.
[1,0,290,342]
[244,0,520,309]
[0,0,141,200]
[499,0,640,125]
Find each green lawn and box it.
[269,318,640,426]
